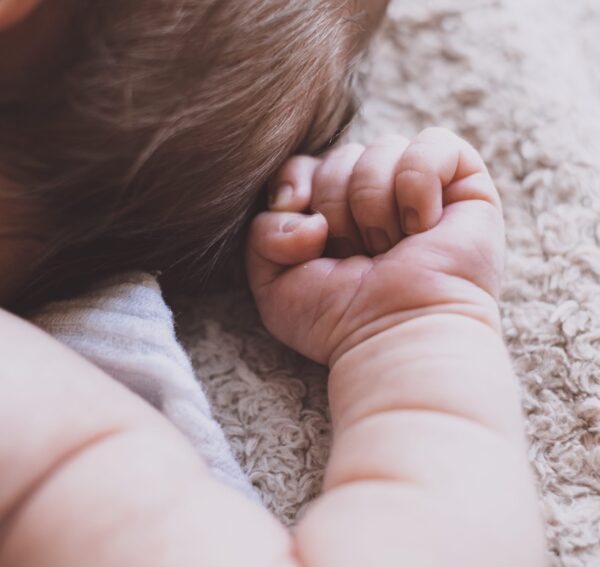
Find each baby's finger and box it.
[246,211,328,291]
[348,135,410,255]
[394,128,491,235]
[269,155,320,212]
[312,143,365,258]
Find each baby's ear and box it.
[0,0,43,31]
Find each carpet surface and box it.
[174,1,600,564]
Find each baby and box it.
[0,1,547,565]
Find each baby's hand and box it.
[247,128,504,365]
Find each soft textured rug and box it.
[173,1,600,565]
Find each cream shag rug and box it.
[175,1,600,564]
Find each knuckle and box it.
[397,146,434,173]
[351,156,384,186]
[312,171,350,206]
[395,170,440,203]
[313,168,347,196]
[349,184,386,206]
[316,143,364,181]
[351,150,399,189]
[311,198,345,217]
[309,203,351,236]
[403,139,430,157]
[313,159,339,187]
[396,167,436,182]
[312,167,333,189]
[275,155,318,180]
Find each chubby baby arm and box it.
[0,310,294,567]
[299,319,544,567]
[247,128,547,566]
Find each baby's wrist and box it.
[328,292,502,369]
[327,311,524,446]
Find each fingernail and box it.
[403,208,420,234]
[282,218,302,233]
[282,214,322,234]
[270,183,294,210]
[366,228,391,255]
[328,237,356,259]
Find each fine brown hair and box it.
[0,0,378,305]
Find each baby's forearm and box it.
[295,315,547,567]
[328,314,526,454]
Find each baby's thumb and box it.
[246,211,328,292]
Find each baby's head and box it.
[0,0,387,304]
